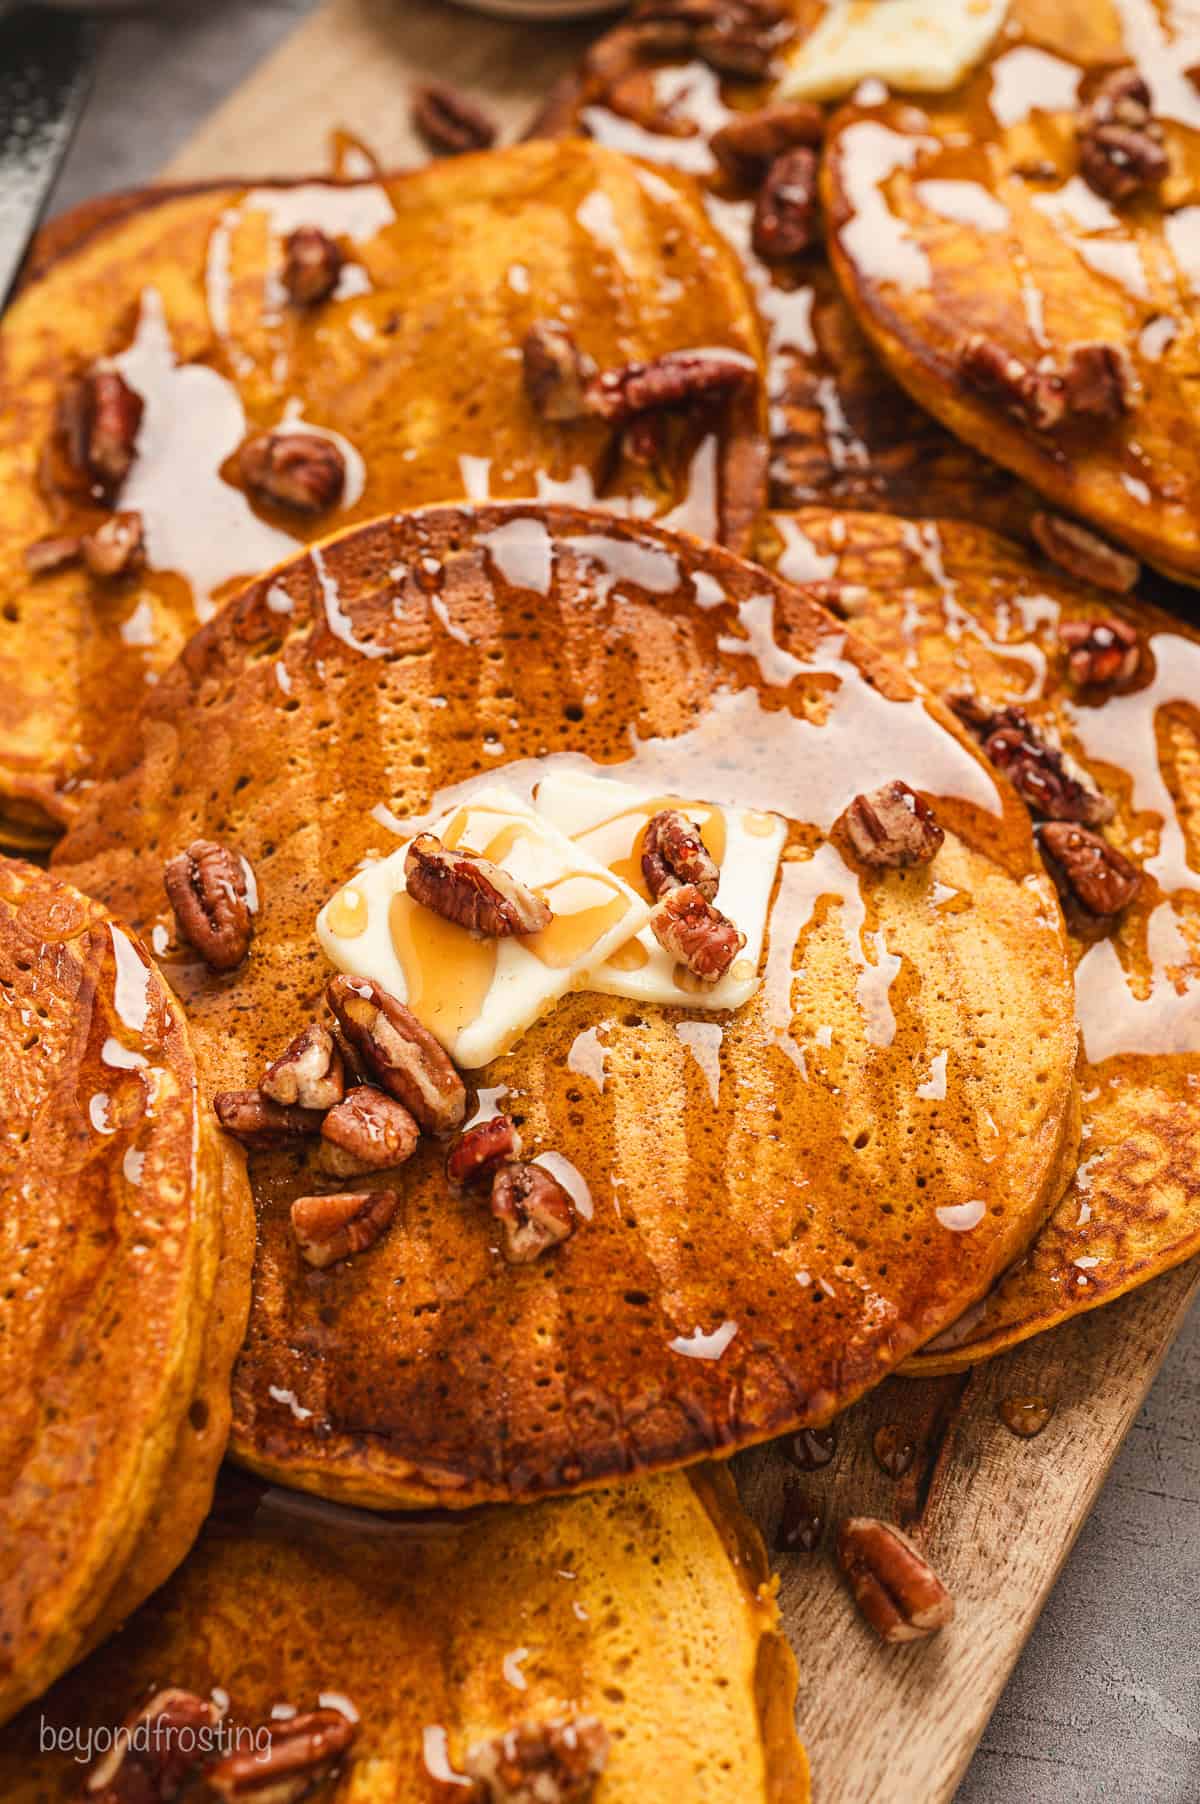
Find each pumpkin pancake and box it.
[0,1464,808,1802]
[53,503,1079,1508]
[823,0,1200,587]
[0,860,253,1725]
[529,6,1042,537]
[760,507,1200,1369]
[0,139,766,844]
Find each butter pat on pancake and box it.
[53,505,1079,1507]
[779,0,1009,102]
[318,786,651,1067]
[0,140,766,842]
[761,506,1200,1367]
[0,860,253,1724]
[823,0,1200,584]
[0,1465,809,1803]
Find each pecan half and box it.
[1031,512,1140,595]
[446,1114,523,1190]
[958,334,1064,432]
[292,1189,400,1268]
[56,368,144,502]
[82,510,145,579]
[326,974,467,1133]
[404,833,553,938]
[163,839,255,971]
[843,781,944,869]
[207,1707,358,1801]
[836,1517,955,1645]
[490,1162,577,1264]
[522,321,593,423]
[411,81,497,155]
[641,808,720,901]
[282,225,343,307]
[239,430,345,514]
[262,1024,345,1110]
[1078,67,1167,203]
[649,883,746,982]
[752,146,820,261]
[84,1688,217,1801]
[318,1086,420,1177]
[1059,616,1142,688]
[24,533,82,575]
[213,1089,325,1147]
[1038,822,1142,919]
[1062,342,1136,421]
[585,348,756,425]
[947,696,1114,825]
[709,100,824,186]
[464,1715,609,1804]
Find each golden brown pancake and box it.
[529,8,1041,537]
[823,1,1200,585]
[0,1464,808,1802]
[0,139,765,843]
[760,507,1200,1369]
[0,860,253,1724]
[54,503,1078,1506]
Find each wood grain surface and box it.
[151,4,1200,1797]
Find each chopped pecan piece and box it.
[1031,512,1140,595]
[710,100,825,186]
[411,81,497,155]
[282,225,343,307]
[56,368,144,502]
[262,1023,345,1111]
[239,430,345,514]
[292,1189,400,1268]
[446,1114,523,1191]
[404,832,553,938]
[213,1089,325,1147]
[326,974,467,1133]
[837,1517,954,1645]
[81,510,145,579]
[522,321,593,423]
[947,696,1113,825]
[84,1687,217,1801]
[649,883,746,982]
[318,1085,420,1177]
[641,808,720,901]
[585,348,756,424]
[752,146,820,261]
[958,334,1065,432]
[1038,822,1142,919]
[163,839,255,971]
[1078,67,1167,203]
[207,1707,358,1801]
[464,1715,609,1804]
[24,533,82,575]
[1059,615,1142,688]
[490,1162,577,1263]
[1062,342,1136,421]
[843,781,944,869]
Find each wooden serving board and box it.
[158,4,1200,1798]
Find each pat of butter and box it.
[534,770,786,1011]
[778,0,1009,103]
[316,786,650,1069]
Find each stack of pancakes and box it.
[3,2,1198,1796]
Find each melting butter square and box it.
[534,770,786,1011]
[316,786,651,1069]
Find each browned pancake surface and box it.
[0,140,765,839]
[0,861,248,1723]
[823,1,1200,584]
[53,504,1078,1505]
[761,508,1200,1366]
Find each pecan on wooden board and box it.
[411,81,497,155]
[836,1517,954,1645]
